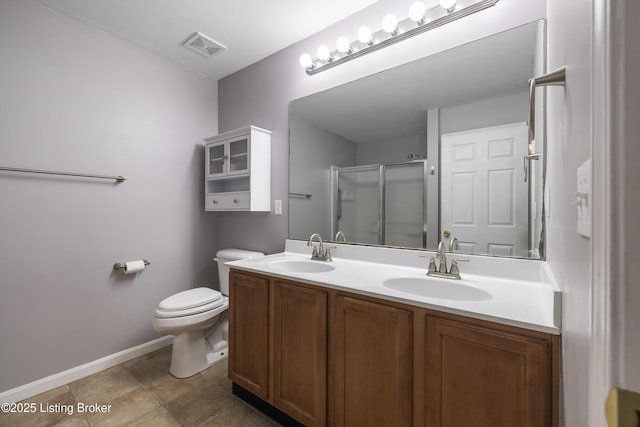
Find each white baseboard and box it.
[0,336,172,403]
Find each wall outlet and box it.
[274,199,282,215]
[576,159,591,238]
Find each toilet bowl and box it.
[152,248,264,378]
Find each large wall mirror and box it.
[289,20,546,260]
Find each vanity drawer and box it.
[206,192,250,210]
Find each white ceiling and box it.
[32,0,380,79]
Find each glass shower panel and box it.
[336,167,381,245]
[384,163,425,248]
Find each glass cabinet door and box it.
[227,136,249,175]
[208,143,226,176]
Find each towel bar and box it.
[0,166,126,182]
[289,192,312,199]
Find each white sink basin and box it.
[383,277,492,301]
[264,259,336,273]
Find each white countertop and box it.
[227,240,561,335]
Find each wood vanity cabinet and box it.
[229,270,559,427]
[228,271,269,399]
[331,294,413,427]
[424,314,558,427]
[272,279,327,427]
[229,270,328,427]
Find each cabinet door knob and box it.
[233,199,239,203]
[212,199,218,204]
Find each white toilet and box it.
[152,248,264,378]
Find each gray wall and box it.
[440,91,529,134]
[547,0,640,424]
[356,133,424,166]
[545,1,592,426]
[218,0,546,255]
[289,118,357,240]
[0,1,218,392]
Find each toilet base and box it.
[207,348,228,366]
[168,315,229,379]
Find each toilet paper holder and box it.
[113,259,150,271]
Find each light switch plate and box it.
[577,159,591,238]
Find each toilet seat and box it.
[155,287,223,319]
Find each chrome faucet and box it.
[335,231,346,242]
[449,237,460,252]
[427,241,465,280]
[307,233,332,261]
[436,241,448,273]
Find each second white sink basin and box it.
[264,259,336,273]
[383,277,492,301]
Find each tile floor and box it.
[0,346,281,427]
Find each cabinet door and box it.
[206,141,227,178]
[229,272,269,399]
[425,316,551,427]
[272,281,327,427]
[332,295,413,427]
[227,134,249,176]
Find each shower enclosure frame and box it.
[330,159,428,248]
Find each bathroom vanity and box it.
[227,241,560,427]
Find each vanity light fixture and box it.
[440,0,457,12]
[336,36,352,54]
[299,53,314,69]
[357,26,374,45]
[317,45,333,62]
[409,1,428,25]
[299,0,498,75]
[382,14,399,36]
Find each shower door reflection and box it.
[331,161,426,248]
[384,162,426,247]
[332,165,381,245]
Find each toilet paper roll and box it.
[124,260,146,275]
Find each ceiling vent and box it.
[182,32,227,58]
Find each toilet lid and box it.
[158,287,222,311]
[155,298,227,318]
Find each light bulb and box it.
[409,1,427,23]
[299,53,313,68]
[382,14,398,35]
[357,26,373,45]
[317,45,332,61]
[440,0,456,11]
[336,36,352,54]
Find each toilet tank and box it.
[215,249,264,295]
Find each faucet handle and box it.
[427,257,437,273]
[449,260,460,275]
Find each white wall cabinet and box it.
[204,126,271,211]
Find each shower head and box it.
[407,153,426,160]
